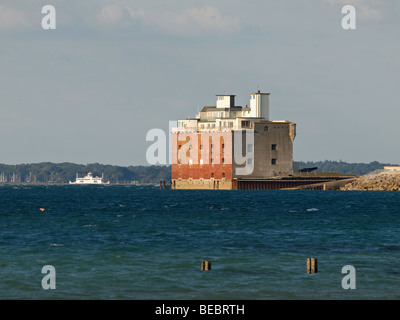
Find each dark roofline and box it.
[250,92,270,95]
[200,106,242,112]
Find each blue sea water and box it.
[1,185,400,300]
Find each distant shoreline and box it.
[0,182,159,186]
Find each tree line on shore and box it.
[0,160,397,184]
[298,160,398,176]
[0,162,171,184]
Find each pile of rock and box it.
[340,171,400,191]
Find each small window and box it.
[271,158,277,165]
[222,158,225,167]
[247,144,253,153]
[241,120,250,128]
[211,172,214,178]
[222,172,225,178]
[211,158,214,167]
[222,144,225,153]
[200,158,204,165]
[271,144,277,151]
[247,158,253,165]
[264,126,268,131]
[200,144,203,150]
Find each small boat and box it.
[69,172,110,184]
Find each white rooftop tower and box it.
[216,95,235,108]
[248,90,270,120]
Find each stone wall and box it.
[340,171,400,191]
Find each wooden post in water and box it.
[201,261,211,270]
[307,258,318,273]
[160,180,166,189]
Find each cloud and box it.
[0,5,28,29]
[324,0,383,20]
[96,4,134,27]
[96,4,241,36]
[141,5,241,36]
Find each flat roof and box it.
[200,106,242,112]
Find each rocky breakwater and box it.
[341,171,400,191]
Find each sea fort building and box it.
[171,90,296,190]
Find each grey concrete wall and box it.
[233,121,295,179]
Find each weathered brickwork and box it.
[172,131,233,181]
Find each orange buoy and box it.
[39,208,46,212]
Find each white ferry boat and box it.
[69,172,110,184]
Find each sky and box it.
[0,0,399,166]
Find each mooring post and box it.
[201,261,211,271]
[160,180,166,189]
[307,257,318,273]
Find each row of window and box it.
[221,121,234,128]
[178,157,278,166]
[265,125,286,130]
[177,158,226,166]
[184,158,226,166]
[179,123,284,131]
[211,173,226,178]
[199,121,233,129]
[177,142,277,166]
[177,172,227,179]
[178,143,277,158]
[241,120,251,128]
[178,144,226,153]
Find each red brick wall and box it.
[172,131,232,180]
